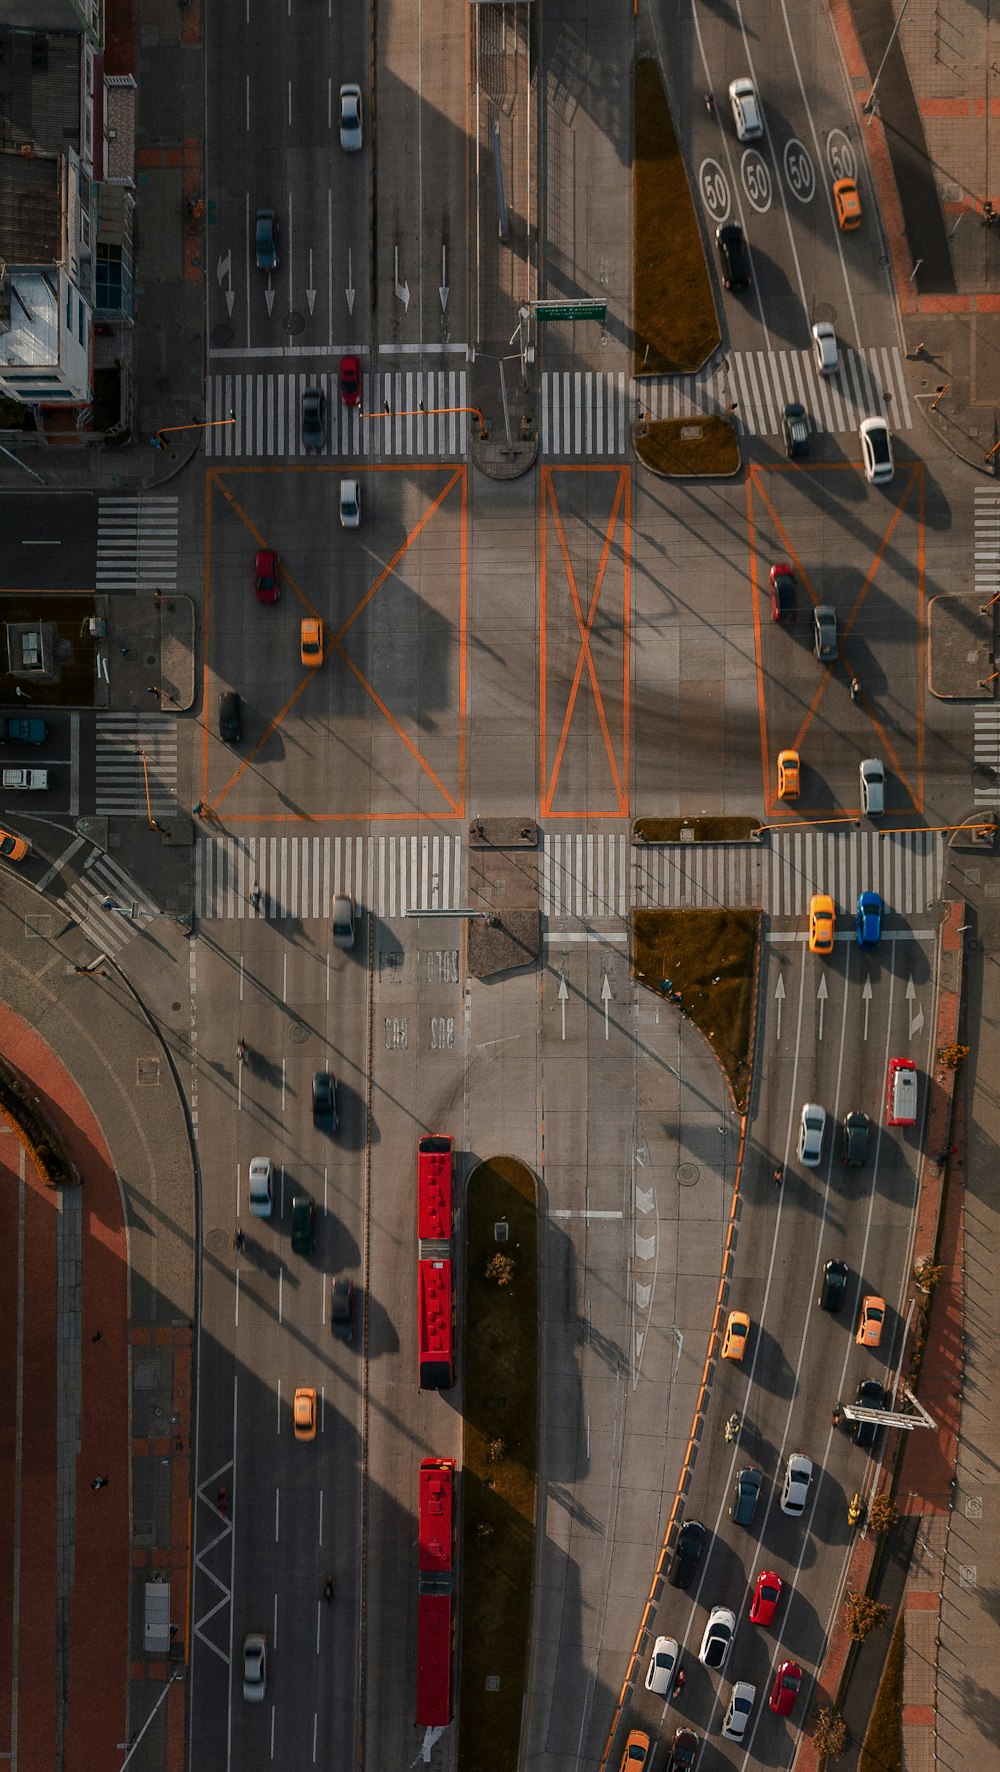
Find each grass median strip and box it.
[633,908,760,1111]
[458,1156,538,1772]
[634,57,721,376]
[635,416,740,478]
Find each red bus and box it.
[416,1457,455,1726]
[417,1135,455,1390]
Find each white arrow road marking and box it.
[635,1234,656,1261]
[906,976,925,1038]
[306,249,316,315]
[636,1281,653,1310]
[774,972,786,1039]
[394,245,410,310]
[557,971,570,1039]
[862,976,873,1039]
[817,972,829,1038]
[439,244,449,313]
[635,1185,655,1215]
[601,971,613,1039]
[265,280,275,318]
[346,247,355,316]
[217,250,235,318]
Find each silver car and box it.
[699,1605,736,1669]
[813,604,837,662]
[243,1633,267,1701]
[798,1103,826,1167]
[339,83,363,151]
[339,477,361,529]
[645,1634,679,1696]
[811,321,838,375]
[332,895,355,949]
[248,1156,274,1218]
[780,1452,813,1517]
[728,77,763,141]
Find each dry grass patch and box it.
[635,816,760,843]
[633,908,760,1111]
[634,57,721,375]
[458,1156,538,1772]
[635,416,740,478]
[857,1621,904,1772]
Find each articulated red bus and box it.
[416,1456,455,1726]
[417,1135,454,1390]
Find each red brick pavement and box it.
[0,1009,128,1772]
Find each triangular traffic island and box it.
[466,819,542,980]
[632,906,761,1112]
[458,1157,538,1772]
[634,56,721,376]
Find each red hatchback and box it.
[770,563,796,623]
[254,548,279,605]
[339,354,361,407]
[749,1570,782,1626]
[769,1661,802,1716]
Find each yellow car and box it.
[0,827,30,863]
[721,1310,751,1362]
[777,750,800,801]
[855,1295,885,1349]
[300,617,323,667]
[293,1386,317,1441]
[833,177,861,231]
[808,893,835,956]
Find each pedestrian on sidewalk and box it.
[91,1330,102,1343]
[90,1476,109,1490]
[850,677,860,703]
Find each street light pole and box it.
[863,0,912,115]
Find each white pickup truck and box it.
[3,767,49,791]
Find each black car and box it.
[219,690,241,744]
[716,222,750,292]
[782,400,810,457]
[255,207,278,271]
[301,385,326,454]
[669,1518,706,1590]
[331,1276,354,1341]
[290,1193,315,1255]
[853,1378,886,1448]
[666,1729,699,1772]
[820,1258,849,1312]
[731,1466,763,1527]
[842,1111,870,1166]
[312,1070,337,1132]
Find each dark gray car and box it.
[331,1276,353,1341]
[853,1378,886,1448]
[842,1111,870,1166]
[669,1518,706,1590]
[255,208,277,271]
[312,1071,337,1133]
[302,385,325,453]
[820,1258,849,1312]
[814,604,837,661]
[219,690,241,744]
[731,1466,763,1526]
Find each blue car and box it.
[856,891,882,947]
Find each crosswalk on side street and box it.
[96,495,180,591]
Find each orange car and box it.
[618,1732,650,1772]
[293,1386,317,1441]
[0,827,30,863]
[809,893,835,956]
[722,1310,751,1362]
[300,617,323,667]
[855,1295,886,1348]
[777,750,800,801]
[833,177,861,230]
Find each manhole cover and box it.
[677,1163,700,1186]
[287,1020,310,1045]
[211,322,236,350]
[284,310,306,336]
[206,1229,230,1255]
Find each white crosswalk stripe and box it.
[195,831,464,921]
[973,488,1000,801]
[541,829,942,920]
[95,713,177,815]
[540,347,913,458]
[204,369,469,459]
[97,496,179,591]
[62,850,162,956]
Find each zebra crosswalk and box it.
[204,368,469,459]
[95,713,178,816]
[195,831,464,920]
[540,346,913,459]
[542,828,942,920]
[973,488,1000,802]
[96,495,179,591]
[63,848,164,957]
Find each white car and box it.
[645,1634,679,1697]
[728,78,763,142]
[339,477,361,529]
[723,1681,757,1741]
[811,321,838,375]
[859,415,894,484]
[780,1452,813,1517]
[339,83,363,151]
[248,1156,274,1218]
[797,1103,826,1167]
[699,1605,736,1669]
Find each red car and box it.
[770,563,796,623]
[254,548,279,605]
[749,1569,782,1626]
[769,1660,802,1716]
[339,354,361,407]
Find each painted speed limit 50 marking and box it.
[699,160,731,222]
[741,150,772,214]
[783,139,815,204]
[826,129,858,182]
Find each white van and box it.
[887,1057,918,1126]
[859,757,884,817]
[248,1155,274,1217]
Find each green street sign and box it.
[535,301,607,323]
